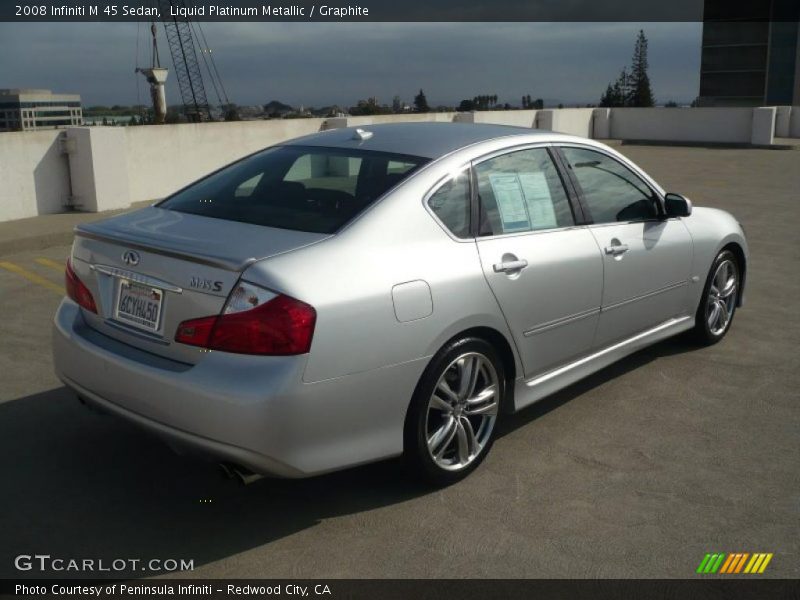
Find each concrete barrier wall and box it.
[790,107,800,138]
[538,108,595,137]
[609,107,755,143]
[471,110,538,128]
[348,112,458,126]
[0,107,793,223]
[124,118,327,203]
[0,129,70,221]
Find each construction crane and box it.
[137,0,232,123]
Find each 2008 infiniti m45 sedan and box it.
[53,123,748,485]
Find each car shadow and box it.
[498,334,697,438]
[0,334,698,579]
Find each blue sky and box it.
[0,22,703,107]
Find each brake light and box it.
[65,258,97,314]
[175,282,316,355]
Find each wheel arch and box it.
[720,241,747,307]
[411,326,519,420]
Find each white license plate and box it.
[115,279,163,332]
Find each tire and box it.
[403,336,505,486]
[691,249,740,346]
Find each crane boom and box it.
[155,0,211,121]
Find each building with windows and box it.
[0,89,83,132]
[699,0,800,106]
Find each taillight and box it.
[175,282,316,356]
[65,258,97,314]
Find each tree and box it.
[600,84,615,107]
[413,89,429,113]
[458,99,475,111]
[224,104,241,121]
[598,30,655,107]
[392,95,403,113]
[349,97,390,116]
[664,100,679,107]
[630,30,655,107]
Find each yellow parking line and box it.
[0,261,64,295]
[35,257,66,272]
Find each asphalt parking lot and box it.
[0,144,797,579]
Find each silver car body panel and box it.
[52,123,748,477]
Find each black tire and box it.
[403,336,505,486]
[691,249,740,346]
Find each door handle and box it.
[604,244,629,256]
[493,259,528,273]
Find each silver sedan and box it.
[53,123,748,485]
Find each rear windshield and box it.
[158,145,429,234]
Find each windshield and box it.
[158,145,429,234]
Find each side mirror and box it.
[664,193,692,218]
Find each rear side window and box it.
[427,169,471,238]
[160,145,428,234]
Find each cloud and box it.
[0,22,701,107]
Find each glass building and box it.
[0,89,83,132]
[699,0,800,106]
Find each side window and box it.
[428,169,471,238]
[474,148,574,236]
[561,147,657,224]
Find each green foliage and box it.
[413,89,430,113]
[349,97,391,116]
[224,104,241,121]
[599,30,655,107]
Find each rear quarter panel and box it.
[241,152,519,384]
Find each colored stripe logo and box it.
[696,553,773,574]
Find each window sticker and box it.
[488,173,531,233]
[519,171,558,230]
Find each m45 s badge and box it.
[189,276,223,292]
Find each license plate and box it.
[115,279,163,332]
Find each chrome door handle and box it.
[604,244,629,256]
[493,259,528,273]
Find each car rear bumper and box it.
[53,299,426,477]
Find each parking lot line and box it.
[0,261,64,294]
[35,257,66,272]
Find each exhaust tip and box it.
[219,462,264,486]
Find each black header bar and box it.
[3,0,800,22]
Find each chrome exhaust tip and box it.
[220,462,263,485]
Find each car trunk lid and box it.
[70,206,329,364]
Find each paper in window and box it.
[488,173,531,233]
[519,171,558,230]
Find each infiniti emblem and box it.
[121,250,140,267]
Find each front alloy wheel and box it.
[706,258,737,336]
[405,337,505,485]
[692,249,740,345]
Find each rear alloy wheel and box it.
[692,249,739,345]
[405,338,504,485]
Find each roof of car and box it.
[283,122,554,159]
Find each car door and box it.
[473,146,603,379]
[558,146,693,349]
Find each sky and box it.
[0,22,703,108]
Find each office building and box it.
[0,89,83,132]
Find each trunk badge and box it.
[122,250,140,266]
